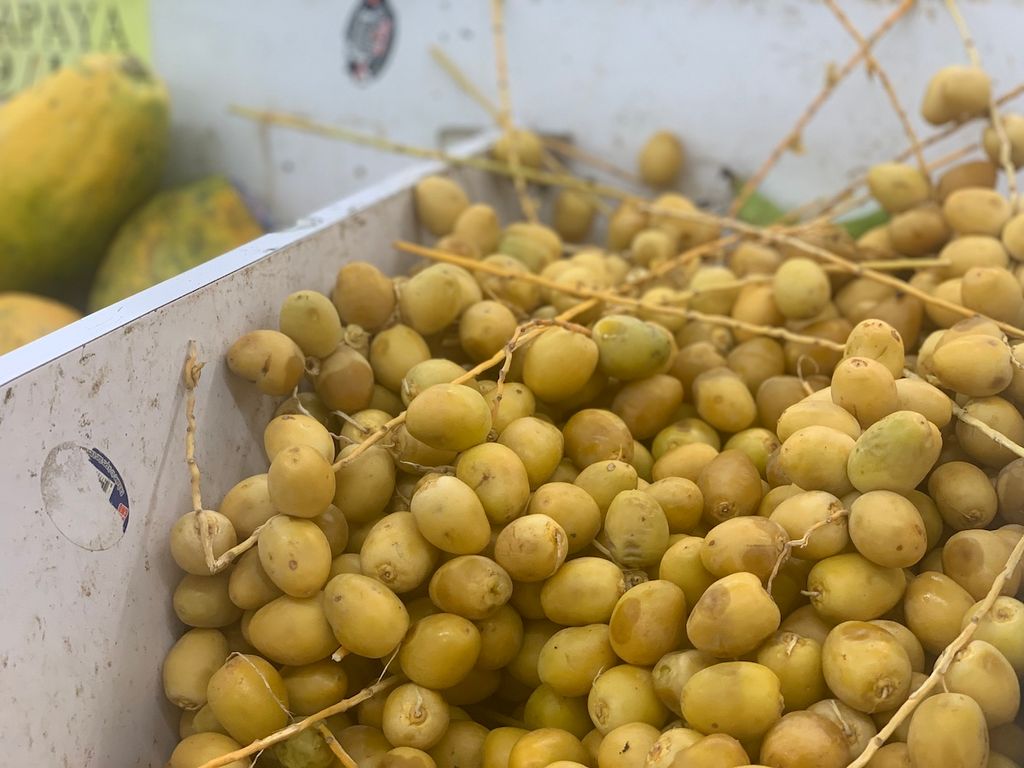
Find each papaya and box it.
[0,293,82,355]
[88,177,264,311]
[0,54,170,292]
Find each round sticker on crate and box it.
[344,0,396,83]
[40,443,130,551]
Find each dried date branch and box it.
[239,114,1009,341]
[728,0,917,216]
[183,341,205,514]
[766,507,851,595]
[542,147,613,216]
[329,235,732,472]
[429,45,502,122]
[849,532,1024,766]
[808,141,979,223]
[183,343,267,574]
[542,135,644,187]
[824,0,928,175]
[317,722,357,768]
[804,82,1024,220]
[492,317,592,424]
[431,43,611,215]
[490,0,539,222]
[228,106,623,203]
[636,201,1024,339]
[397,240,849,351]
[195,675,403,768]
[330,298,599,472]
[943,0,1020,210]
[902,369,1024,461]
[232,78,1024,228]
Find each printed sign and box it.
[0,0,152,100]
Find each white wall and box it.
[150,0,1024,226]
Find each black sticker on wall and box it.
[344,0,396,84]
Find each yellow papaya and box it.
[0,54,170,292]
[0,293,82,355]
[88,176,264,311]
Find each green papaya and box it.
[88,176,264,311]
[0,54,170,292]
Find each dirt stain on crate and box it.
[90,366,109,397]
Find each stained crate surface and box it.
[0,135,522,766]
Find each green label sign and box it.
[0,0,151,100]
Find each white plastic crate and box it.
[0,132,521,765]
[3,1,1024,765]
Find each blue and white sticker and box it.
[40,442,131,551]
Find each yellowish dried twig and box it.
[183,344,269,573]
[330,412,406,471]
[196,676,403,768]
[824,0,928,175]
[766,508,850,595]
[954,405,1024,459]
[431,43,608,217]
[396,240,848,351]
[329,235,730,472]
[542,135,644,187]
[591,538,627,570]
[492,317,591,423]
[202,513,280,574]
[853,257,950,270]
[230,106,627,203]
[795,357,820,394]
[900,366,1024,460]
[182,342,205,514]
[490,0,538,222]
[233,79,1024,227]
[542,146,613,216]
[943,0,1020,210]
[638,200,1024,339]
[849,532,1024,767]
[812,141,980,223]
[429,45,501,122]
[647,235,739,278]
[331,298,600,471]
[800,83,1024,220]
[729,0,916,215]
[317,723,357,768]
[491,325,528,425]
